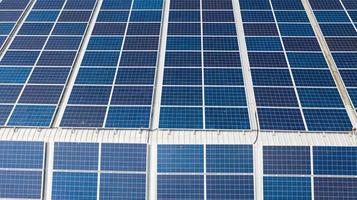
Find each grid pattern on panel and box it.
[240,0,352,131]
[0,141,44,199]
[60,0,163,128]
[0,0,97,127]
[159,0,250,130]
[310,0,357,118]
[0,0,30,49]
[157,144,254,200]
[52,142,147,200]
[262,146,312,199]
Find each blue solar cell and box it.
[92,23,126,35]
[33,0,65,9]
[101,143,147,171]
[19,85,63,104]
[241,11,275,22]
[246,37,283,51]
[97,11,128,22]
[29,67,70,84]
[203,23,237,35]
[304,109,352,131]
[168,23,201,35]
[52,23,87,35]
[293,69,335,87]
[58,11,92,22]
[287,53,328,68]
[163,68,202,85]
[170,0,200,9]
[130,11,162,22]
[251,69,293,86]
[207,175,254,200]
[159,107,203,129]
[314,177,357,200]
[100,174,146,200]
[340,70,357,87]
[87,36,122,50]
[0,171,42,199]
[133,0,163,9]
[60,106,106,127]
[0,37,5,46]
[106,106,151,128]
[205,108,250,129]
[279,24,315,36]
[0,141,44,169]
[203,0,233,9]
[203,37,239,51]
[0,11,22,21]
[111,86,153,105]
[263,146,311,175]
[76,68,115,84]
[258,108,305,131]
[264,177,312,200]
[205,87,246,106]
[158,145,203,173]
[69,86,111,105]
[167,37,201,50]
[342,0,357,9]
[65,0,96,9]
[204,52,241,68]
[169,11,200,22]
[271,0,304,10]
[244,23,279,36]
[0,85,22,103]
[120,52,157,66]
[82,52,119,67]
[162,86,202,106]
[52,172,97,200]
[239,0,271,10]
[26,11,59,22]
[101,0,132,9]
[203,11,235,22]
[205,69,244,86]
[127,23,161,35]
[248,52,288,68]
[0,105,12,125]
[165,52,201,67]
[116,68,155,85]
[54,142,98,171]
[206,145,253,173]
[283,37,321,51]
[276,11,309,22]
[45,36,82,50]
[348,89,357,107]
[320,24,357,37]
[332,53,357,69]
[298,88,344,108]
[0,0,30,9]
[37,51,76,66]
[326,38,357,51]
[0,67,31,83]
[0,23,14,35]
[254,87,299,107]
[0,51,39,65]
[9,36,47,50]
[157,175,204,200]
[18,23,53,35]
[314,11,351,22]
[310,0,343,10]
[7,105,55,127]
[124,36,159,50]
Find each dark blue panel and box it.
[203,11,235,22]
[203,36,238,51]
[133,0,163,9]
[239,0,271,9]
[275,11,309,22]
[87,36,122,50]
[309,0,343,10]
[333,53,357,69]
[116,68,155,85]
[170,0,200,9]
[101,143,146,171]
[65,0,96,9]
[340,70,357,87]
[120,52,157,67]
[0,141,44,169]
[0,11,22,22]
[100,173,146,200]
[264,177,312,200]
[127,23,161,35]
[279,24,315,36]
[168,23,200,35]
[101,0,132,9]
[54,142,98,170]
[0,67,31,83]
[52,172,97,200]
[0,51,39,65]
[203,23,237,35]
[45,36,82,50]
[314,177,357,200]
[124,36,159,50]
[7,105,55,127]
[206,145,253,173]
[131,10,162,22]
[0,37,5,46]
[157,175,204,200]
[314,11,350,22]
[169,11,200,22]
[241,11,275,22]
[33,0,65,9]
[314,146,357,175]
[18,23,53,35]
[204,69,244,86]
[271,0,304,10]
[162,86,202,106]
[342,0,357,9]
[165,52,201,67]
[76,68,115,84]
[19,85,63,104]
[246,37,282,51]
[60,106,106,127]
[0,105,12,125]
[10,36,47,50]
[0,23,14,35]
[92,23,126,35]
[205,108,250,130]
[158,145,203,173]
[244,23,279,36]
[288,53,328,68]
[159,107,203,129]
[320,24,357,37]
[298,88,344,108]
[203,0,233,9]
[254,87,299,107]
[69,86,111,105]
[167,36,201,50]
[52,23,87,35]
[82,52,119,67]
[97,11,128,22]
[0,85,22,103]
[204,52,241,68]
[163,68,202,85]
[293,69,335,87]
[348,89,357,107]
[0,0,29,9]
[207,175,254,200]
[106,106,151,128]
[304,109,352,131]
[0,171,42,199]
[248,52,288,68]
[26,11,59,22]
[37,51,76,66]
[283,37,321,51]
[29,67,70,84]
[263,146,311,175]
[111,86,153,105]
[326,38,357,51]
[58,11,92,22]
[251,69,293,86]
[205,87,246,106]
[258,108,305,131]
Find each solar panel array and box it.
[0,141,44,199]
[263,145,357,199]
[157,144,254,199]
[52,142,147,199]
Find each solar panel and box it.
[60,0,163,128]
[240,0,352,131]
